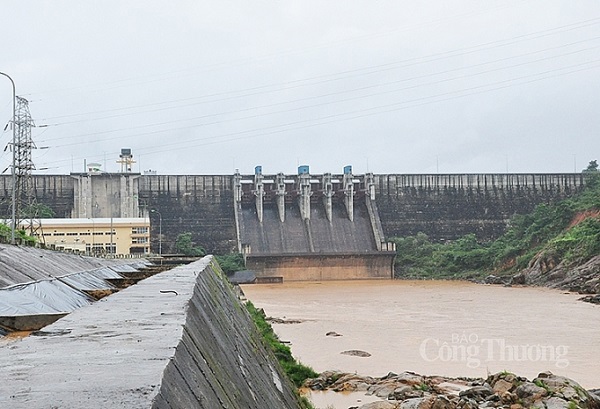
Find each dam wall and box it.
[0,256,301,408]
[374,173,586,242]
[0,172,587,253]
[137,175,237,254]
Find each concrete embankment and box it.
[0,256,300,408]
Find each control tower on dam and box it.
[234,166,396,281]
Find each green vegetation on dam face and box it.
[391,174,600,282]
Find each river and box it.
[242,280,600,407]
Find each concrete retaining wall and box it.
[0,256,300,408]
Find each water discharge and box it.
[242,280,600,397]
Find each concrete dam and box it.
[0,170,587,279]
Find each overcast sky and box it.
[1,1,599,175]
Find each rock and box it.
[369,383,398,399]
[326,331,343,337]
[589,389,600,399]
[515,382,548,406]
[392,385,424,400]
[332,373,375,392]
[500,391,517,404]
[493,379,514,394]
[544,396,569,409]
[382,372,399,380]
[511,273,526,285]
[307,370,599,409]
[456,398,479,409]
[358,402,397,409]
[484,275,501,284]
[400,397,435,409]
[534,373,600,409]
[459,385,494,402]
[394,371,425,386]
[303,370,345,389]
[579,294,600,304]
[341,350,372,357]
[435,381,471,396]
[431,395,454,409]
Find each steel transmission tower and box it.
[12,96,42,238]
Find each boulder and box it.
[399,397,435,409]
[484,275,506,285]
[392,385,424,400]
[341,350,372,357]
[369,383,398,399]
[358,401,398,409]
[515,382,548,406]
[459,385,494,402]
[431,395,455,409]
[544,396,570,409]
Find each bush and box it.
[245,301,317,388]
[215,253,245,275]
[174,232,205,256]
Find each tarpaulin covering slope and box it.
[58,272,117,292]
[0,244,147,288]
[0,244,134,288]
[0,280,94,316]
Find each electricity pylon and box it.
[12,96,43,239]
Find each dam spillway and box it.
[239,202,376,254]
[235,168,396,281]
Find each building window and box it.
[53,232,65,236]
[132,237,148,244]
[132,227,148,234]
[66,232,78,236]
[93,232,104,235]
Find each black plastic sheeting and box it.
[0,280,95,317]
[58,272,117,292]
[0,244,149,328]
[0,244,144,288]
[0,267,138,318]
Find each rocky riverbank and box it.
[483,254,600,304]
[305,370,600,409]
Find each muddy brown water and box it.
[241,280,600,395]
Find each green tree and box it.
[20,203,55,218]
[583,159,598,173]
[174,232,205,256]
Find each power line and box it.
[36,40,600,147]
[36,15,600,125]
[36,58,600,169]
[25,0,531,100]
